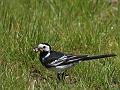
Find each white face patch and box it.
[38,44,50,52]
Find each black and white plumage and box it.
[33,43,116,80]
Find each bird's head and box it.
[33,43,51,53]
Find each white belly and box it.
[49,64,73,73]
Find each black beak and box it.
[33,47,39,53]
[33,47,43,53]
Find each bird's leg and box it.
[57,73,61,80]
[61,72,65,80]
[57,72,66,80]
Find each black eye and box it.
[43,46,46,48]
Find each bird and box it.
[33,43,116,80]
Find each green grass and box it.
[0,0,120,90]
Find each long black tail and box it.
[59,54,117,65]
[80,54,117,61]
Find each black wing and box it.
[43,51,65,67]
[48,53,88,67]
[46,51,116,67]
[59,54,116,65]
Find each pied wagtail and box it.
[33,43,116,80]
